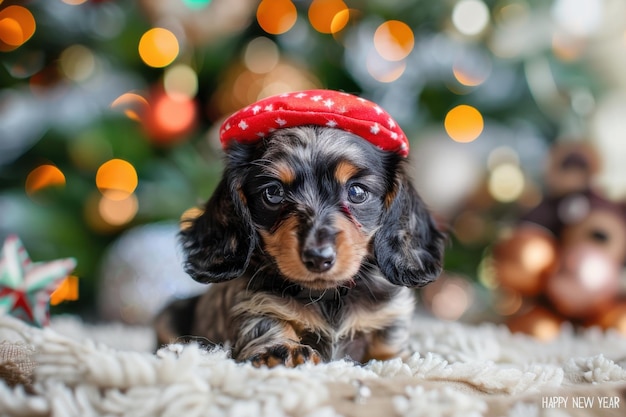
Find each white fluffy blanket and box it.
[1,313,625,417]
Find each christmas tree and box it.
[1,0,625,334]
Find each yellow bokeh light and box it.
[25,165,66,196]
[308,0,349,34]
[59,44,96,82]
[138,28,179,68]
[99,194,138,226]
[0,6,36,51]
[488,163,525,203]
[374,20,415,61]
[96,159,138,201]
[257,0,297,35]
[244,37,280,74]
[164,64,198,99]
[444,104,484,143]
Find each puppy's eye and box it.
[347,184,368,204]
[263,184,285,205]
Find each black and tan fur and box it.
[155,126,444,367]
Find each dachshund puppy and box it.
[155,91,444,367]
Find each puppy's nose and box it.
[301,245,336,273]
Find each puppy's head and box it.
[181,126,444,290]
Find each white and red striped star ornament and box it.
[220,90,410,157]
[0,235,76,327]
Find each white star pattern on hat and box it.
[276,118,287,126]
[323,99,334,109]
[238,120,248,130]
[326,120,338,128]
[311,95,323,102]
[370,123,380,134]
[252,105,262,114]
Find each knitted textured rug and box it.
[1,313,625,417]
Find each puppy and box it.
[155,91,444,367]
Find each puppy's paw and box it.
[250,343,321,368]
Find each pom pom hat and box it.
[220,90,409,157]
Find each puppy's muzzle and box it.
[301,225,337,273]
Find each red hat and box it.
[219,89,409,157]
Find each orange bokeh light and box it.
[0,6,36,51]
[138,28,179,68]
[444,104,484,143]
[25,165,66,196]
[257,0,297,35]
[95,159,138,200]
[308,0,349,34]
[374,20,414,61]
[111,92,150,122]
[50,276,79,306]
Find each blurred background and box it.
[1,0,626,339]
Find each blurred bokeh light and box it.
[308,0,349,34]
[374,20,414,62]
[444,105,484,143]
[1,0,626,329]
[25,165,66,197]
[96,159,138,201]
[256,0,297,35]
[0,5,35,51]
[138,28,180,68]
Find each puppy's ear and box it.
[180,174,256,283]
[373,172,445,287]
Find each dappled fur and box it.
[155,126,444,366]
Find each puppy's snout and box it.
[301,226,337,273]
[302,245,336,272]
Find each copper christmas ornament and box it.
[493,224,559,296]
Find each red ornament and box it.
[219,90,409,157]
[492,224,559,296]
[546,244,620,319]
[143,88,197,145]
